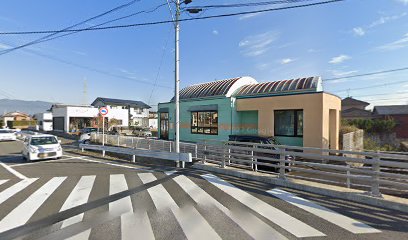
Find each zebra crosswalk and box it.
[0,172,381,239]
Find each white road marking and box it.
[0,177,66,233]
[12,156,84,167]
[78,157,154,172]
[0,162,27,179]
[201,174,326,238]
[173,175,288,240]
[64,229,91,240]
[138,173,221,240]
[164,170,177,176]
[60,176,96,228]
[0,179,8,186]
[0,178,38,206]
[267,188,381,234]
[109,174,133,216]
[121,211,155,240]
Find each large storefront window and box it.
[191,111,218,135]
[274,110,303,137]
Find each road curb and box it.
[193,163,408,214]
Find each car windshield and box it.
[31,137,58,145]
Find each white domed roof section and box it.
[176,76,258,100]
[225,76,257,97]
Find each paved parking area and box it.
[0,140,407,240]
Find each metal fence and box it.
[90,133,198,159]
[197,139,408,197]
[89,133,408,197]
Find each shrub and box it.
[343,118,396,134]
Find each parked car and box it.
[133,127,152,137]
[22,134,63,161]
[16,130,37,140]
[228,135,294,172]
[0,129,17,141]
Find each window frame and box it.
[191,110,218,135]
[274,109,303,137]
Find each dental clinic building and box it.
[158,76,341,149]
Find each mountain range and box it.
[0,99,54,115]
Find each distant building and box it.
[373,105,408,139]
[341,97,372,120]
[0,111,32,128]
[91,97,151,127]
[149,111,158,130]
[51,104,128,132]
[33,112,53,131]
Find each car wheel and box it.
[84,140,90,144]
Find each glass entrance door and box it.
[160,112,169,140]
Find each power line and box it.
[183,0,315,10]
[1,41,172,89]
[0,3,168,56]
[324,66,408,82]
[0,0,345,36]
[0,0,143,55]
[333,79,408,93]
[351,91,408,98]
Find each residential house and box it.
[149,111,158,130]
[341,97,372,120]
[373,105,408,139]
[91,97,151,127]
[158,76,341,149]
[0,111,32,128]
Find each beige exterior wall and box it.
[236,92,341,149]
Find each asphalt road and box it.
[0,140,407,240]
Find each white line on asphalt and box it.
[0,177,66,233]
[267,188,381,234]
[11,157,84,167]
[138,173,221,240]
[64,229,91,240]
[164,170,178,176]
[121,211,155,240]
[109,174,133,216]
[77,157,154,172]
[0,162,27,179]
[201,174,326,238]
[60,175,96,229]
[173,175,288,240]
[0,179,8,186]
[0,178,38,206]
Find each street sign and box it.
[99,107,108,116]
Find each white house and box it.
[51,104,128,132]
[149,111,158,130]
[91,97,151,127]
[33,112,53,131]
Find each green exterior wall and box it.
[159,98,302,146]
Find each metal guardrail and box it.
[197,139,408,197]
[79,144,192,168]
[90,133,198,159]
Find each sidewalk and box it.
[193,162,408,214]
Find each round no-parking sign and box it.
[99,107,109,116]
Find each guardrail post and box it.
[148,140,151,150]
[251,146,254,171]
[228,148,231,166]
[181,161,185,168]
[81,146,84,152]
[102,150,105,157]
[195,145,198,159]
[203,141,207,164]
[279,148,286,180]
[370,151,382,197]
[346,164,351,188]
[132,155,135,163]
[131,137,134,148]
[253,145,258,172]
[221,148,226,168]
[169,142,172,152]
[117,135,120,146]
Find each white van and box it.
[22,134,63,161]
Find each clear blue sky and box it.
[0,0,407,109]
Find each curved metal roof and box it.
[234,76,321,97]
[176,77,256,100]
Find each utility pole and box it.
[175,0,181,158]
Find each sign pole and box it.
[102,116,105,146]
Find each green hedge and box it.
[8,120,37,127]
[342,118,396,134]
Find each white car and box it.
[0,129,17,141]
[22,134,63,161]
